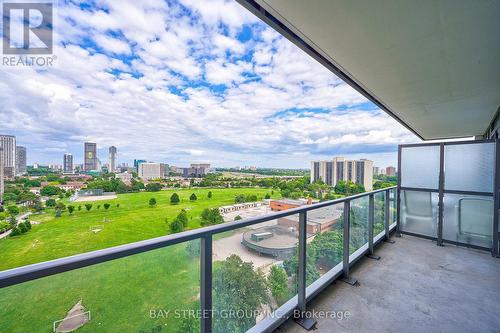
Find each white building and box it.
[0,135,16,178]
[115,172,133,185]
[138,163,161,180]
[311,157,374,191]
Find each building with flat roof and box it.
[84,142,97,171]
[386,166,397,176]
[0,135,16,179]
[109,146,117,173]
[16,146,26,176]
[138,162,161,180]
[63,153,73,174]
[311,157,374,191]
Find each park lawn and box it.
[0,241,201,333]
[0,188,279,333]
[0,187,279,271]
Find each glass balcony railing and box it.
[0,187,397,333]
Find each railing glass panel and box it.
[374,192,385,237]
[305,204,344,287]
[0,240,200,333]
[211,216,298,333]
[349,196,369,258]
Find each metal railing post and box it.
[294,211,316,330]
[367,194,380,260]
[437,143,445,246]
[200,235,212,333]
[384,189,395,243]
[342,201,357,285]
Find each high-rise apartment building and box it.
[15,146,26,176]
[311,157,374,191]
[109,146,117,172]
[138,162,161,180]
[386,166,397,176]
[134,159,146,172]
[63,153,74,173]
[0,135,16,178]
[84,142,97,171]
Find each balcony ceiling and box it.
[246,0,500,140]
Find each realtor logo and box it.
[2,1,53,55]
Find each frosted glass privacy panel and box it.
[400,190,438,237]
[401,145,440,189]
[442,194,493,248]
[444,143,495,193]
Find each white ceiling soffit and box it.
[243,0,500,140]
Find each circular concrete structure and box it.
[242,225,298,260]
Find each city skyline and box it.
[0,0,416,170]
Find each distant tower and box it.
[0,146,4,204]
[84,142,97,171]
[16,146,27,176]
[109,146,117,172]
[63,153,73,173]
[0,135,16,178]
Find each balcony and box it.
[1,136,499,333]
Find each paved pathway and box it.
[0,212,32,240]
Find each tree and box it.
[213,255,268,332]
[55,202,66,211]
[97,204,101,209]
[40,185,61,196]
[334,180,365,195]
[78,205,82,211]
[18,222,28,233]
[46,198,56,207]
[268,265,290,306]
[104,203,111,210]
[234,215,242,221]
[116,203,120,208]
[169,218,184,233]
[207,191,212,199]
[189,193,197,201]
[67,205,75,214]
[265,193,271,199]
[170,193,180,205]
[308,230,343,270]
[201,208,224,226]
[7,205,19,216]
[85,204,93,211]
[10,226,21,236]
[145,182,162,192]
[55,209,62,218]
[177,210,189,227]
[149,198,157,207]
[234,194,246,203]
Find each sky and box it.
[0,0,419,169]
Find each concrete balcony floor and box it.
[277,235,500,333]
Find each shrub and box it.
[67,206,75,214]
[55,209,62,217]
[170,193,180,205]
[145,183,162,192]
[85,204,92,211]
[10,227,21,236]
[46,198,56,207]
[265,193,271,199]
[78,205,82,211]
[97,205,101,209]
[207,191,212,199]
[234,215,242,221]
[170,218,184,233]
[149,198,157,207]
[116,203,120,208]
[177,210,189,227]
[55,202,66,211]
[189,193,197,201]
[104,203,111,210]
[7,205,20,216]
[201,208,224,226]
[18,222,28,233]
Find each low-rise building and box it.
[269,198,313,212]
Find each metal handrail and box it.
[0,186,398,333]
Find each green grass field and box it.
[0,188,277,271]
[0,188,279,332]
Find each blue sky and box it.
[0,0,417,168]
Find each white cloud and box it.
[0,0,417,168]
